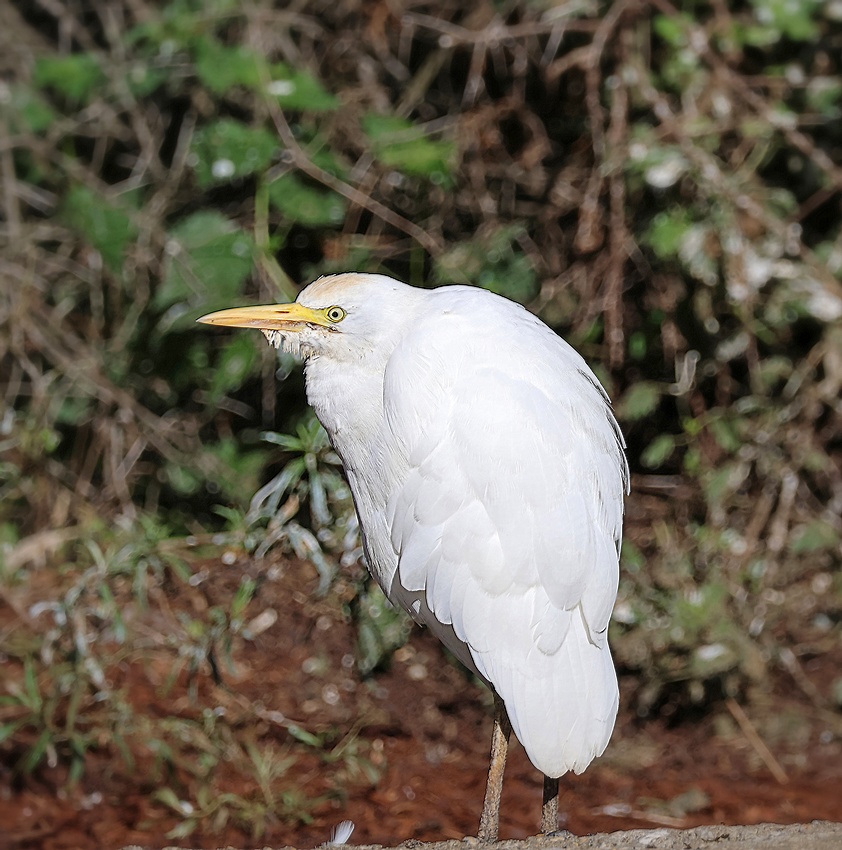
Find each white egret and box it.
[199,273,628,841]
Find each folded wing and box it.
[382,297,627,776]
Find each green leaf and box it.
[267,173,347,226]
[162,462,202,496]
[748,0,821,42]
[739,24,781,48]
[310,148,348,178]
[689,641,738,678]
[621,540,645,573]
[231,577,257,620]
[709,417,741,453]
[806,78,842,117]
[124,63,168,97]
[790,521,840,554]
[617,382,662,421]
[204,439,268,506]
[653,13,691,47]
[55,397,93,426]
[191,119,279,187]
[363,114,455,180]
[6,84,57,133]
[0,720,27,744]
[267,65,339,112]
[703,462,747,505]
[435,224,537,302]
[755,355,793,389]
[287,724,324,748]
[484,262,535,303]
[641,433,676,468]
[68,752,86,785]
[159,211,255,310]
[675,582,729,636]
[34,54,105,104]
[208,335,261,401]
[355,581,412,676]
[61,186,138,273]
[262,431,306,451]
[194,38,263,94]
[645,208,694,259]
[628,331,648,360]
[22,729,53,774]
[154,787,193,815]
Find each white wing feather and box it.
[381,287,627,777]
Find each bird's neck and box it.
[304,355,388,481]
[304,354,401,589]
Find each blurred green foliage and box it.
[364,115,457,182]
[1,0,841,840]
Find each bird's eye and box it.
[325,306,347,323]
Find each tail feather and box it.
[476,611,618,777]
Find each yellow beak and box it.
[196,302,331,331]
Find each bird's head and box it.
[197,273,423,362]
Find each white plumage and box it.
[199,272,628,833]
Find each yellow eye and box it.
[325,306,346,323]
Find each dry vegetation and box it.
[1,0,841,845]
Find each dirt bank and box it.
[5,555,841,849]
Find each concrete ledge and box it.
[122,820,842,850]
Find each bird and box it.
[198,273,628,841]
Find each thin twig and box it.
[648,0,842,192]
[725,698,788,785]
[264,99,444,257]
[633,63,842,304]
[22,307,201,470]
[0,119,22,241]
[574,0,635,254]
[402,11,599,45]
[605,69,629,368]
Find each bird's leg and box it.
[477,692,511,843]
[541,774,559,835]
